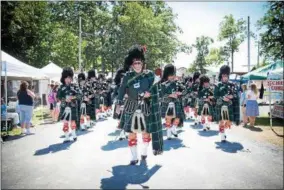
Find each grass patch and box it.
[31,106,51,126]
[255,117,284,127]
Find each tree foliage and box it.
[218,14,248,72]
[1,1,190,73]
[190,36,214,74]
[257,1,284,61]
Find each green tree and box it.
[206,46,230,66]
[257,1,284,61]
[218,14,247,72]
[190,36,214,74]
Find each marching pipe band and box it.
[55,44,240,165]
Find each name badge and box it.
[134,82,140,89]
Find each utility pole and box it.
[248,16,251,72]
[79,16,82,72]
[257,40,260,67]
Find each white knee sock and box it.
[167,128,172,138]
[141,141,149,156]
[130,146,138,161]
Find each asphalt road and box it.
[1,117,283,189]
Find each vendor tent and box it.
[40,61,62,82]
[241,60,283,80]
[1,51,48,80]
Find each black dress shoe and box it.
[130,160,139,165]
[153,150,163,156]
[119,137,125,141]
[141,155,147,160]
[173,134,178,138]
[73,137,77,142]
[167,137,172,140]
[221,140,227,143]
[63,140,70,143]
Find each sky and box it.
[167,2,268,72]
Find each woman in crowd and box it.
[17,81,35,135]
[246,83,259,127]
[240,84,248,126]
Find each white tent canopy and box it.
[40,61,62,82]
[1,51,48,80]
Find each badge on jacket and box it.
[134,82,140,89]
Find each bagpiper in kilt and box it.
[182,76,194,120]
[77,72,95,131]
[197,75,215,131]
[115,45,163,165]
[96,74,109,120]
[160,64,185,140]
[214,65,240,142]
[190,72,201,125]
[86,69,98,125]
[113,68,129,141]
[57,67,81,143]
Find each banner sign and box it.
[267,80,284,91]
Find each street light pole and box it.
[248,16,251,72]
[79,16,82,72]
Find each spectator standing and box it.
[17,81,35,134]
[240,84,248,126]
[246,83,259,127]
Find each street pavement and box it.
[1,117,283,189]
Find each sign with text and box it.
[272,105,284,119]
[267,80,284,92]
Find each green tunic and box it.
[213,81,240,123]
[117,70,163,153]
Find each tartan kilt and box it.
[95,96,100,109]
[113,104,121,119]
[86,99,96,120]
[59,105,79,122]
[120,111,151,133]
[197,101,215,117]
[189,97,198,108]
[161,100,185,120]
[214,103,234,122]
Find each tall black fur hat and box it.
[78,72,86,82]
[60,67,74,84]
[193,71,200,83]
[98,73,105,80]
[218,65,230,81]
[199,74,210,89]
[114,68,126,86]
[161,64,176,82]
[123,45,146,70]
[87,69,96,79]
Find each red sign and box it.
[268,80,284,92]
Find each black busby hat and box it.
[123,45,146,71]
[87,69,96,79]
[161,64,176,82]
[98,73,106,80]
[218,65,230,81]
[193,71,201,83]
[199,74,210,87]
[60,67,74,84]
[114,68,126,85]
[78,72,86,82]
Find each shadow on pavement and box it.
[215,141,244,153]
[162,129,185,137]
[163,138,189,151]
[3,133,35,142]
[108,130,121,137]
[189,124,203,130]
[198,130,219,137]
[100,162,162,190]
[243,125,263,132]
[59,129,93,138]
[34,141,75,156]
[101,140,128,151]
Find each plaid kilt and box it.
[232,97,240,124]
[197,101,215,117]
[214,102,234,122]
[189,97,198,108]
[95,96,100,109]
[86,99,96,120]
[161,99,185,120]
[59,103,79,122]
